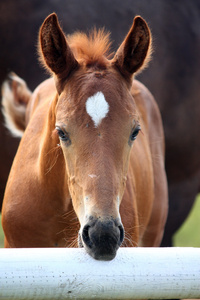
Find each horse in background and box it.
[1,13,168,260]
[1,0,200,247]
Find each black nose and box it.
[81,217,124,261]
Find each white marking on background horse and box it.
[85,92,109,127]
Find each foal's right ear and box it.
[39,13,79,91]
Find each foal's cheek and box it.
[72,198,86,226]
[61,148,75,176]
[66,177,86,223]
[61,145,87,216]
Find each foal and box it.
[2,13,168,260]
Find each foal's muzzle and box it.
[79,217,124,261]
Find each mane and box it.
[67,28,113,66]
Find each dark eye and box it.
[55,126,71,144]
[130,125,141,142]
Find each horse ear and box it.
[39,13,79,88]
[112,16,151,79]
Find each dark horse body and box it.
[1,0,200,246]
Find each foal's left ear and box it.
[39,13,79,92]
[112,16,151,79]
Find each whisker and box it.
[122,231,139,247]
[44,145,62,175]
[56,207,80,247]
[66,236,79,248]
[61,209,78,220]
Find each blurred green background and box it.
[0,195,200,248]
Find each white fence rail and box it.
[0,247,200,299]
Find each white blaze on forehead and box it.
[85,92,109,127]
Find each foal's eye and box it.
[55,126,71,144]
[130,125,141,142]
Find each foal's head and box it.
[39,13,151,260]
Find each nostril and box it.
[118,225,124,245]
[82,225,92,249]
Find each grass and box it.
[0,195,200,248]
[173,194,200,247]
